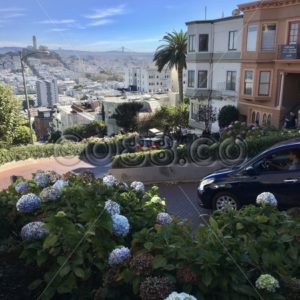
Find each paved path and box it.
[0,157,110,190]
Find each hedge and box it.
[0,143,86,166]
[112,134,300,169]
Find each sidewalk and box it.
[0,156,110,190]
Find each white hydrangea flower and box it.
[165,292,197,300]
[103,175,117,187]
[256,192,277,207]
[130,181,145,193]
[255,274,280,293]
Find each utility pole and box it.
[20,51,34,144]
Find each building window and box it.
[289,22,299,45]
[256,112,260,124]
[262,113,267,125]
[188,35,195,52]
[247,25,258,51]
[251,111,256,123]
[267,114,271,126]
[199,34,209,51]
[244,70,254,95]
[258,71,271,96]
[198,70,208,88]
[228,31,238,50]
[226,71,237,91]
[188,70,195,87]
[261,24,276,51]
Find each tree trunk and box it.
[178,67,184,103]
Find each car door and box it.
[250,147,300,208]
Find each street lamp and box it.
[19,50,49,144]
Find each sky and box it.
[0,0,241,52]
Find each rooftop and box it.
[238,0,300,11]
[186,14,243,26]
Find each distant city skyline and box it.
[0,0,242,52]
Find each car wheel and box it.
[212,192,240,211]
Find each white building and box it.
[186,13,243,132]
[125,65,172,93]
[36,79,59,107]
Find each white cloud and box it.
[39,19,76,25]
[85,4,126,20]
[0,7,25,13]
[87,19,114,27]
[3,13,25,19]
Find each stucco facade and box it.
[238,0,300,128]
[185,15,243,131]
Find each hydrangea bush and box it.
[2,171,299,300]
[15,181,29,194]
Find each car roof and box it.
[271,138,300,149]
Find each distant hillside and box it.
[0,47,23,54]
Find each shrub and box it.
[63,120,107,139]
[1,173,300,299]
[0,172,165,299]
[218,105,239,128]
[0,143,86,166]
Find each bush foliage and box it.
[0,173,299,299]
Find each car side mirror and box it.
[243,166,257,176]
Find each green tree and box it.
[0,84,21,144]
[198,104,217,133]
[142,104,189,134]
[112,102,143,133]
[218,105,239,128]
[153,30,187,103]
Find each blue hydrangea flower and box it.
[130,181,145,193]
[156,213,173,225]
[21,221,48,241]
[40,187,62,202]
[34,172,49,187]
[103,175,117,187]
[104,200,121,216]
[112,214,130,237]
[52,180,68,191]
[165,292,197,300]
[15,181,29,193]
[256,192,278,207]
[16,193,41,213]
[108,246,130,266]
[255,274,280,293]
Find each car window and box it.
[253,148,300,173]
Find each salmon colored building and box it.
[238,0,300,127]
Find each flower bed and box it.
[0,172,299,299]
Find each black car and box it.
[198,139,300,211]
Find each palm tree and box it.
[153,30,187,103]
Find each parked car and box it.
[136,136,173,151]
[198,139,300,211]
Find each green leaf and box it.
[59,264,71,277]
[202,270,213,287]
[236,222,244,230]
[57,274,77,294]
[73,267,85,279]
[43,234,58,249]
[152,255,167,269]
[144,242,153,250]
[28,279,43,290]
[209,217,219,232]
